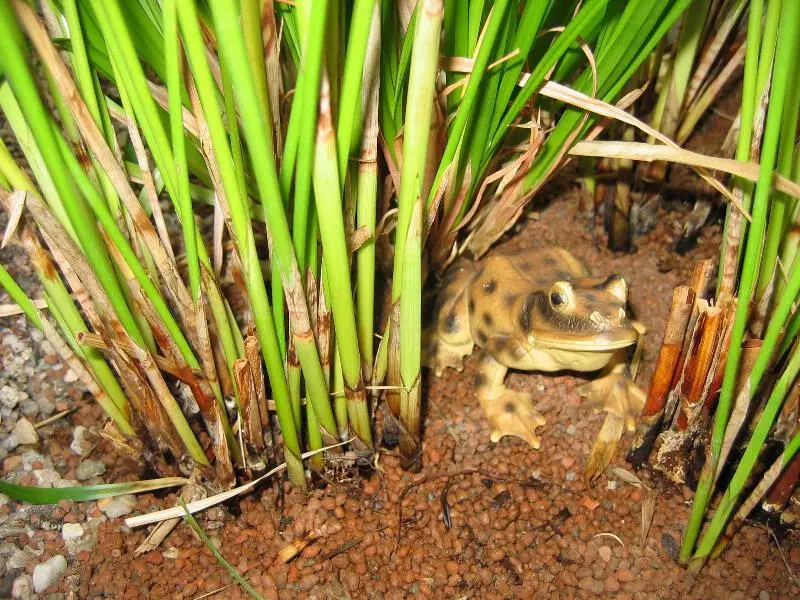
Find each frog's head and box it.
[521,274,639,351]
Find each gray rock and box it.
[52,479,78,489]
[18,401,39,418]
[11,574,33,600]
[34,395,55,417]
[0,542,19,559]
[8,550,33,570]
[1,434,20,453]
[3,333,20,349]
[97,495,136,519]
[32,470,61,487]
[75,459,105,481]
[32,555,66,594]
[0,493,9,507]
[11,418,38,446]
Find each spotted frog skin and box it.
[424,246,646,452]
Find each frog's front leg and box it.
[577,321,646,430]
[578,321,646,482]
[475,351,546,449]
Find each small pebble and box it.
[0,385,24,409]
[98,495,136,518]
[11,574,33,600]
[12,418,38,446]
[566,424,577,436]
[76,459,106,481]
[2,434,20,453]
[70,426,91,456]
[33,469,61,487]
[580,496,600,511]
[604,575,620,593]
[32,555,67,593]
[9,550,34,570]
[19,400,39,417]
[34,395,55,417]
[598,545,612,563]
[578,577,604,594]
[565,471,577,481]
[617,568,636,583]
[62,523,84,541]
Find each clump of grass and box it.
[623,0,800,572]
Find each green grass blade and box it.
[0,477,187,505]
[180,499,265,600]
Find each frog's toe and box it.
[485,391,547,450]
[577,374,645,431]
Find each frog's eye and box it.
[548,282,572,311]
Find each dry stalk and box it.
[627,286,695,467]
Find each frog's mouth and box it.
[532,325,639,352]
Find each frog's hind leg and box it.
[423,260,476,377]
[475,352,546,450]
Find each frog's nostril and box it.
[588,310,610,329]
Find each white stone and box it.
[32,554,67,593]
[61,523,84,541]
[163,547,179,559]
[64,368,78,383]
[11,574,33,600]
[69,426,90,456]
[98,494,136,519]
[0,385,24,409]
[12,418,38,446]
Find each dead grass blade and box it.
[124,439,355,528]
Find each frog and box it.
[424,246,646,479]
